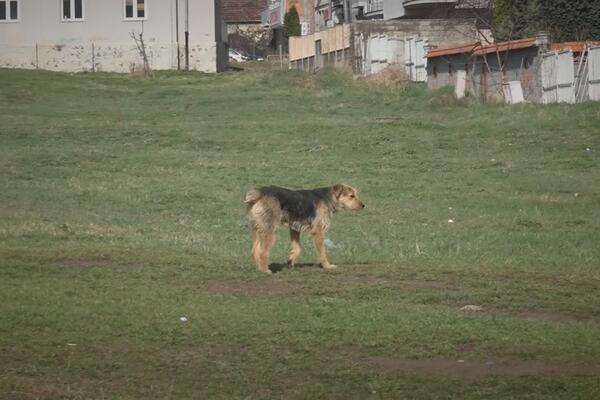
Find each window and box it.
[62,0,84,21]
[125,0,146,20]
[0,0,19,22]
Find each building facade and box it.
[0,0,227,73]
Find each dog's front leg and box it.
[311,230,336,270]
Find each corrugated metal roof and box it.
[427,37,538,58]
[426,42,479,58]
[426,38,600,59]
[473,37,536,55]
[550,41,600,53]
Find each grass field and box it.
[1,64,600,399]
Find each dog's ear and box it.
[333,184,345,199]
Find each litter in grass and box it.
[448,219,454,223]
[180,316,188,322]
[324,238,335,248]
[461,305,483,312]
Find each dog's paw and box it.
[323,264,337,270]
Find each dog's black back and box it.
[259,186,333,228]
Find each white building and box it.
[0,0,227,73]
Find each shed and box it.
[426,36,600,103]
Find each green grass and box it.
[1,64,600,399]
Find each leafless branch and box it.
[130,29,153,78]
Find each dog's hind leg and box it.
[250,226,261,268]
[256,229,275,274]
[287,229,301,267]
[247,197,279,274]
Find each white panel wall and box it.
[588,46,600,101]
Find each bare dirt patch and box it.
[517,309,594,322]
[402,280,457,290]
[206,278,300,297]
[351,354,600,381]
[53,258,116,268]
[332,275,456,290]
[333,274,389,286]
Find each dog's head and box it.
[333,184,365,210]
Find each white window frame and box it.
[0,0,20,23]
[61,0,85,22]
[124,0,147,21]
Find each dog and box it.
[244,184,365,274]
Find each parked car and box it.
[229,48,248,63]
[240,50,264,62]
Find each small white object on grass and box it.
[324,238,335,248]
[448,219,454,223]
[180,316,188,322]
[461,305,483,312]
[586,148,591,151]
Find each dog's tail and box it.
[244,189,262,209]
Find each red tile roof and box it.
[222,0,266,23]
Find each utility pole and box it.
[343,0,349,23]
[175,0,180,70]
[185,0,189,70]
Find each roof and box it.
[427,38,600,59]
[550,41,600,53]
[427,37,537,58]
[426,42,480,58]
[473,37,536,55]
[222,0,266,23]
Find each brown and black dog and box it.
[244,184,365,273]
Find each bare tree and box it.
[130,29,153,78]
[450,1,515,101]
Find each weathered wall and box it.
[0,0,225,73]
[472,47,542,102]
[353,19,482,48]
[426,53,471,90]
[352,19,483,75]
